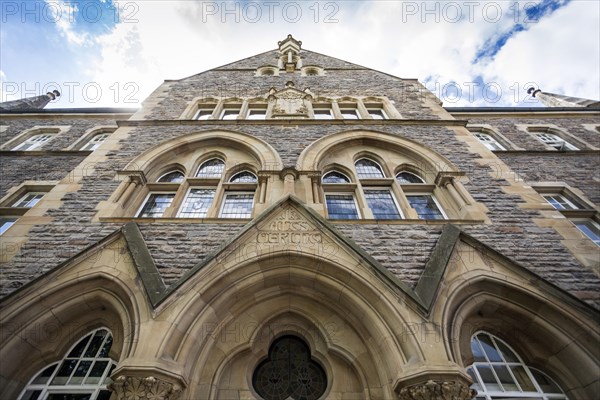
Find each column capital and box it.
[109,375,183,400]
[398,379,476,400]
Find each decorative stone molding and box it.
[108,376,183,400]
[398,380,476,400]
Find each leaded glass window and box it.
[355,158,385,179]
[364,189,401,219]
[322,171,350,184]
[229,171,258,183]
[18,328,116,400]
[158,170,185,183]
[396,171,425,184]
[468,332,568,400]
[196,159,225,178]
[325,194,359,220]
[253,336,327,400]
[178,189,216,218]
[220,193,254,218]
[406,195,445,220]
[138,193,175,217]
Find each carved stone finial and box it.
[398,380,476,400]
[108,375,183,400]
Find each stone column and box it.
[397,379,476,400]
[109,376,183,400]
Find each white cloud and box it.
[45,0,91,46]
[62,0,599,108]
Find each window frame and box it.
[534,132,578,151]
[12,192,46,208]
[355,158,386,179]
[177,187,217,218]
[312,105,334,120]
[363,188,403,220]
[467,331,568,400]
[324,192,361,220]
[219,191,256,219]
[474,132,506,151]
[196,158,225,179]
[11,134,54,151]
[405,193,447,220]
[396,171,426,184]
[17,327,117,400]
[136,192,177,218]
[573,219,600,246]
[0,217,18,235]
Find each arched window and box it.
[196,158,225,178]
[19,328,116,400]
[396,171,425,184]
[355,158,385,179]
[253,336,327,400]
[158,170,185,183]
[229,171,258,183]
[467,332,567,399]
[322,171,350,184]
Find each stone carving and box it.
[398,380,476,400]
[109,376,183,400]
[268,85,312,117]
[257,206,323,245]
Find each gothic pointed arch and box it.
[435,240,600,399]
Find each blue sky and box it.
[1,0,598,108]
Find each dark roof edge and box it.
[446,106,600,112]
[0,107,138,115]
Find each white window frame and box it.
[12,134,54,151]
[136,192,176,218]
[535,132,578,151]
[220,105,242,120]
[313,105,334,120]
[363,188,404,219]
[246,106,268,120]
[365,106,388,120]
[573,219,600,246]
[467,331,568,400]
[542,193,580,210]
[80,133,109,151]
[17,328,116,400]
[324,192,361,220]
[193,106,216,120]
[12,192,45,208]
[339,105,360,119]
[0,217,18,235]
[474,132,506,151]
[219,191,256,219]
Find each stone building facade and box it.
[1,35,598,400]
